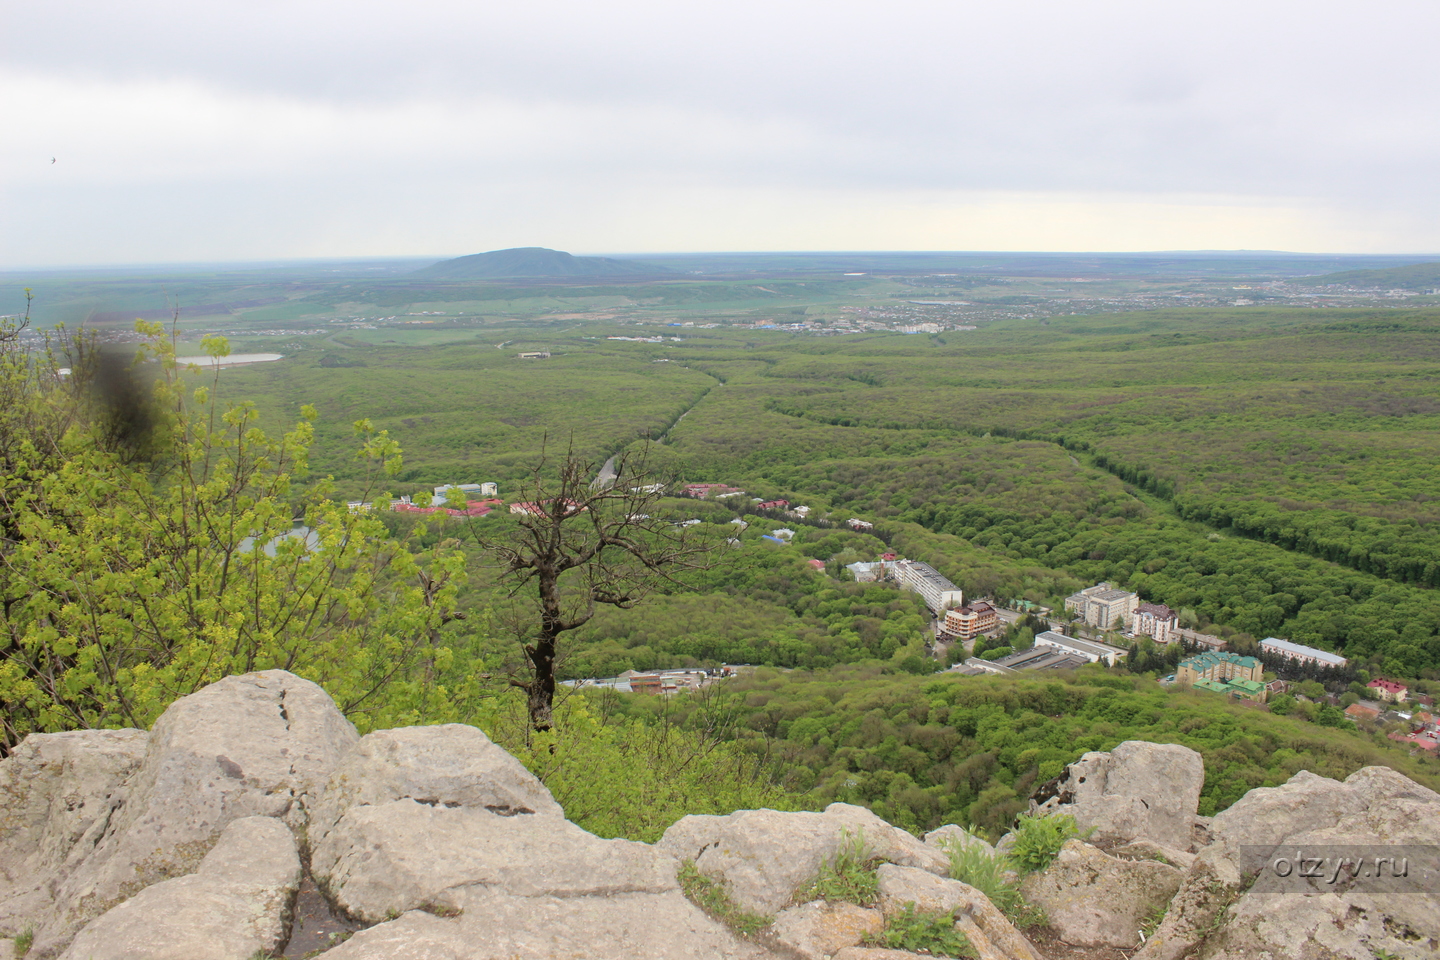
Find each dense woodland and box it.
[5,299,1440,843]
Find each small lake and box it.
[176,353,284,367]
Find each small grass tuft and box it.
[14,927,34,959]
[795,827,881,906]
[863,902,976,958]
[679,860,772,938]
[419,902,463,918]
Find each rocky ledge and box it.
[1,671,1436,960]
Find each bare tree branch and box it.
[468,439,715,731]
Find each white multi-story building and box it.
[889,559,963,614]
[1260,637,1348,669]
[1064,583,1139,631]
[1033,630,1128,666]
[1133,602,1179,644]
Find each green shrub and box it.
[796,828,881,906]
[1009,812,1083,873]
[863,902,975,958]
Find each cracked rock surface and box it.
[57,816,300,960]
[5,671,356,958]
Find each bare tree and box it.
[473,443,714,731]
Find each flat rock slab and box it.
[314,888,774,960]
[309,724,562,838]
[1020,840,1182,948]
[313,797,678,922]
[57,816,300,960]
[657,803,948,915]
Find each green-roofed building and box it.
[1178,650,1262,686]
[1181,652,1268,702]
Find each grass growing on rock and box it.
[794,828,881,906]
[863,902,976,958]
[678,861,773,938]
[941,835,1046,928]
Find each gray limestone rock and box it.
[308,723,563,843]
[57,816,300,960]
[875,864,1043,960]
[923,824,995,858]
[1019,839,1182,948]
[1032,741,1204,851]
[1131,842,1246,960]
[656,803,948,916]
[772,900,884,959]
[309,723,658,923]
[1209,769,1367,848]
[1202,890,1439,960]
[314,887,774,960]
[26,671,356,958]
[312,796,679,923]
[1107,839,1195,871]
[0,729,148,937]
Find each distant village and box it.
[354,478,1439,755]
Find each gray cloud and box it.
[4,0,1439,264]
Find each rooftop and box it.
[1035,630,1128,659]
[1261,637,1348,666]
[1181,650,1261,671]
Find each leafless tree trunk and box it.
[472,442,713,731]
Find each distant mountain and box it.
[1293,261,1440,290]
[414,247,668,279]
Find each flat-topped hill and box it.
[414,247,667,279]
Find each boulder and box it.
[309,723,676,923]
[1031,741,1204,851]
[312,887,773,960]
[772,900,884,959]
[1019,839,1182,948]
[875,864,1043,960]
[0,729,148,936]
[25,671,357,957]
[312,797,679,923]
[656,803,948,915]
[57,816,300,960]
[1209,770,1367,848]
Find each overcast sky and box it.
[4,0,1439,266]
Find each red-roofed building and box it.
[755,499,790,511]
[395,498,503,519]
[807,558,825,571]
[1367,678,1408,703]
